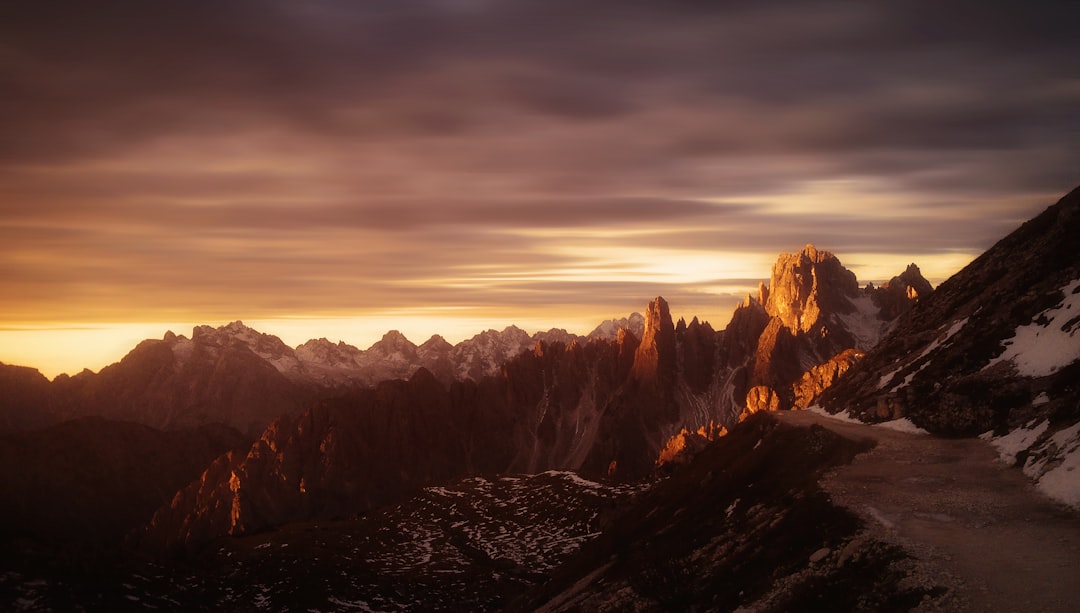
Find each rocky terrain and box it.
[2,471,647,611]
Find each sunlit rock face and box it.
[823,185,1080,437]
[875,263,934,320]
[792,348,864,410]
[763,244,860,334]
[740,245,928,414]
[631,297,677,386]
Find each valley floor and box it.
[776,410,1080,612]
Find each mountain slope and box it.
[823,187,1079,434]
[820,186,1080,507]
[0,419,245,547]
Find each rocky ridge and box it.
[821,186,1080,507]
[135,249,927,556]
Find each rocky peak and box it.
[370,330,417,353]
[451,325,535,381]
[294,338,362,369]
[588,312,646,341]
[875,263,934,320]
[419,334,453,354]
[532,328,579,346]
[763,244,859,333]
[892,263,933,299]
[632,296,677,384]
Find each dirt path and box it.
[776,410,1080,612]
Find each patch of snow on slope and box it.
[875,418,929,435]
[986,278,1080,377]
[835,294,886,350]
[806,405,862,424]
[543,470,604,491]
[876,364,903,390]
[983,420,1080,509]
[808,405,928,434]
[982,419,1050,465]
[1032,422,1080,508]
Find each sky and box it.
[2,0,1078,378]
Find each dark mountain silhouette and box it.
[0,419,245,548]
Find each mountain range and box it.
[1,186,1078,611]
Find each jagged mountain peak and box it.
[370,329,416,350]
[294,337,363,371]
[419,334,453,352]
[763,244,859,333]
[888,263,932,296]
[632,296,677,384]
[587,312,646,341]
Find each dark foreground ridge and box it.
[2,412,949,611]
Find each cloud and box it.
[0,0,1078,334]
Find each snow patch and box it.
[875,418,928,435]
[982,420,1080,509]
[806,405,862,424]
[835,294,886,350]
[807,405,928,434]
[985,278,1080,377]
[1034,423,1080,508]
[543,470,604,491]
[983,420,1050,465]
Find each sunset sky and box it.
[2,1,1078,378]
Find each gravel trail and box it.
[777,410,1080,612]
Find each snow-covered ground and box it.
[985,277,1080,377]
[805,405,928,435]
[982,419,1080,509]
[834,294,888,351]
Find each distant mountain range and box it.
[0,313,646,436]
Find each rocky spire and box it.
[631,296,677,384]
[763,244,859,333]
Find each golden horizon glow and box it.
[0,247,977,380]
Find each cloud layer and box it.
[2,0,1078,336]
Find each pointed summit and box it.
[632,296,677,384]
[762,244,859,333]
